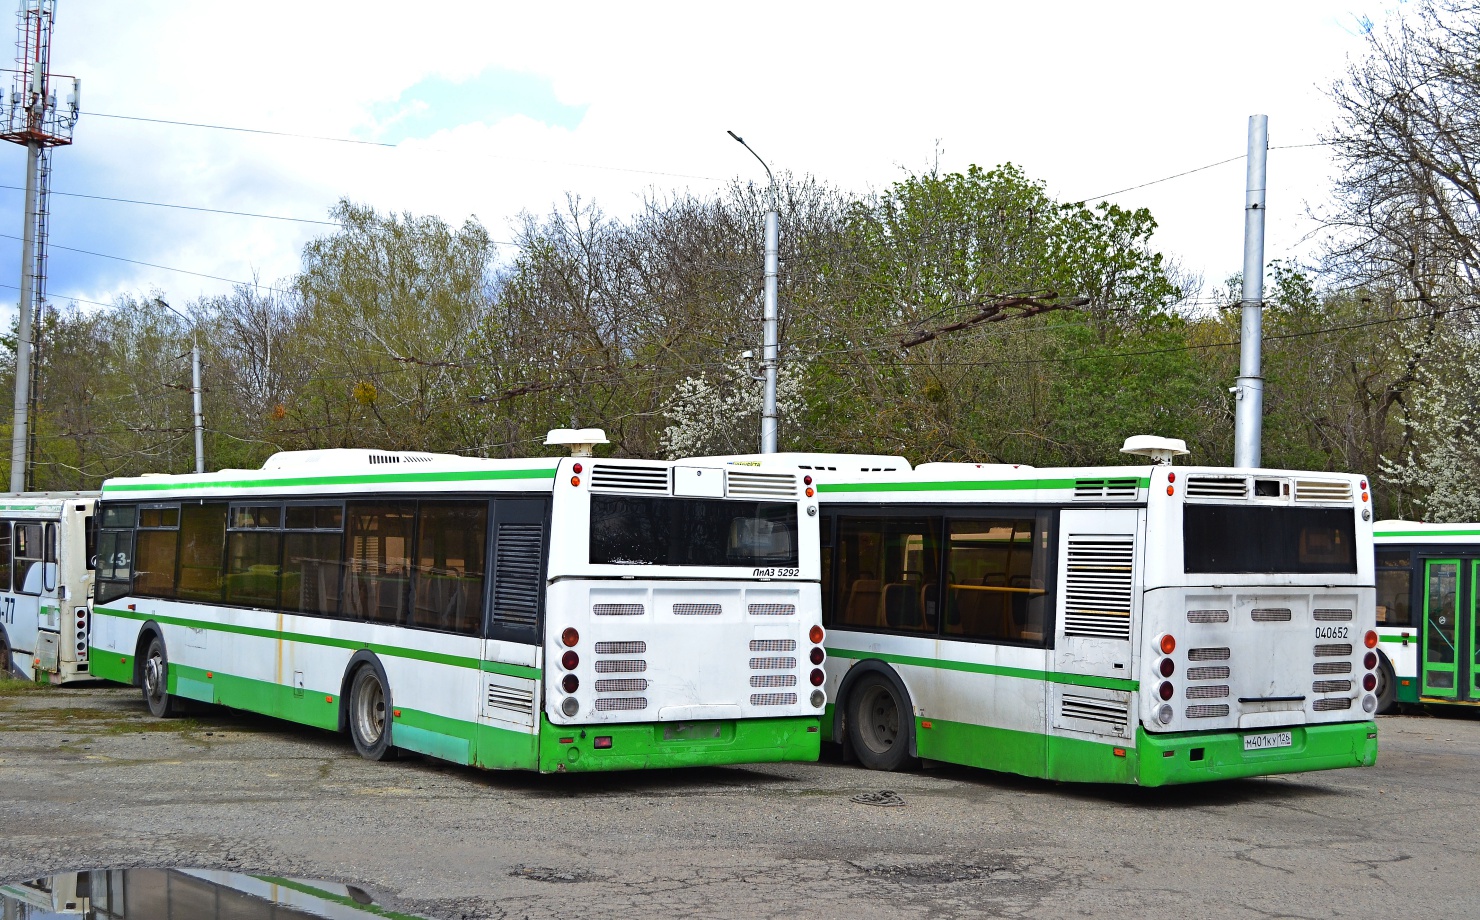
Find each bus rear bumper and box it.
[1135,720,1378,786]
[537,714,821,773]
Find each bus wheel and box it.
[141,635,178,718]
[847,673,914,772]
[1375,651,1398,715]
[348,663,398,762]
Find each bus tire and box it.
[1375,650,1398,715]
[846,672,915,772]
[141,633,179,718]
[347,660,398,762]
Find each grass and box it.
[0,677,53,696]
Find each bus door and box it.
[1419,558,1478,701]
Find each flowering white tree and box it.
[1382,341,1480,521]
[660,359,806,459]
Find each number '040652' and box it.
[1314,625,1349,640]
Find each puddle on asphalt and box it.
[0,868,425,919]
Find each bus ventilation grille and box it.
[749,656,796,670]
[1185,704,1230,719]
[485,682,535,719]
[593,603,645,617]
[726,470,798,499]
[1313,679,1353,693]
[750,674,797,688]
[1251,608,1293,622]
[1187,609,1229,623]
[1313,608,1353,621]
[594,641,645,654]
[595,697,648,711]
[750,639,796,652]
[748,603,796,616]
[1314,660,1352,674]
[1314,697,1352,711]
[672,603,722,616]
[590,464,670,493]
[1058,694,1129,731]
[1295,479,1354,503]
[1184,475,1249,499]
[1186,685,1229,699]
[1062,536,1134,640]
[1188,647,1230,661]
[368,453,435,465]
[595,659,646,673]
[492,523,543,629]
[750,692,797,706]
[1072,478,1139,501]
[1188,666,1231,680]
[1314,643,1353,657]
[595,678,649,692]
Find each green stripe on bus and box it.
[1377,634,1409,643]
[101,466,559,494]
[93,606,542,681]
[815,476,1149,494]
[826,646,1139,691]
[1374,528,1480,538]
[254,876,445,920]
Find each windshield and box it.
[589,495,798,567]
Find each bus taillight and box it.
[561,650,579,671]
[1364,651,1377,670]
[562,627,580,647]
[810,646,825,665]
[1157,633,1176,655]
[1364,630,1378,649]
[1157,681,1174,701]
[561,674,579,694]
[1158,657,1175,678]
[809,625,825,644]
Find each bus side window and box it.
[0,521,11,592]
[943,515,1049,645]
[134,505,181,599]
[15,523,44,596]
[1375,553,1413,626]
[85,515,95,572]
[412,501,487,636]
[96,504,137,605]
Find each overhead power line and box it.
[0,231,294,293]
[1076,142,1336,204]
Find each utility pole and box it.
[0,0,78,492]
[1233,114,1267,469]
[728,130,780,454]
[191,341,205,473]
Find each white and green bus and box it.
[87,439,826,772]
[1372,521,1480,711]
[703,440,1380,785]
[0,491,97,684]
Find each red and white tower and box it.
[0,0,79,491]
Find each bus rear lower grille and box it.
[672,603,722,616]
[1314,643,1353,657]
[1185,704,1230,719]
[594,641,646,654]
[594,604,645,616]
[749,639,796,652]
[750,674,797,688]
[595,659,647,673]
[1187,609,1229,623]
[1313,679,1353,693]
[750,692,797,706]
[1187,666,1231,680]
[749,656,796,670]
[1188,647,1231,661]
[1314,697,1352,711]
[1313,608,1353,621]
[748,603,796,616]
[1059,694,1130,728]
[1314,660,1352,674]
[595,678,649,692]
[1251,608,1292,622]
[1186,684,1229,699]
[594,697,648,711]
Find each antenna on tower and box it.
[0,0,79,491]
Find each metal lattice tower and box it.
[0,0,78,491]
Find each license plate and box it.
[1243,731,1292,751]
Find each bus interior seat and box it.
[845,578,881,626]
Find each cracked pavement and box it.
[2,683,1476,919]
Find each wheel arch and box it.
[0,623,15,678]
[833,658,919,759]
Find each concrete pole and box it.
[191,341,205,473]
[761,210,779,454]
[1234,114,1268,469]
[9,141,39,493]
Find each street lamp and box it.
[727,130,780,454]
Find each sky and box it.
[0,1,1401,319]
